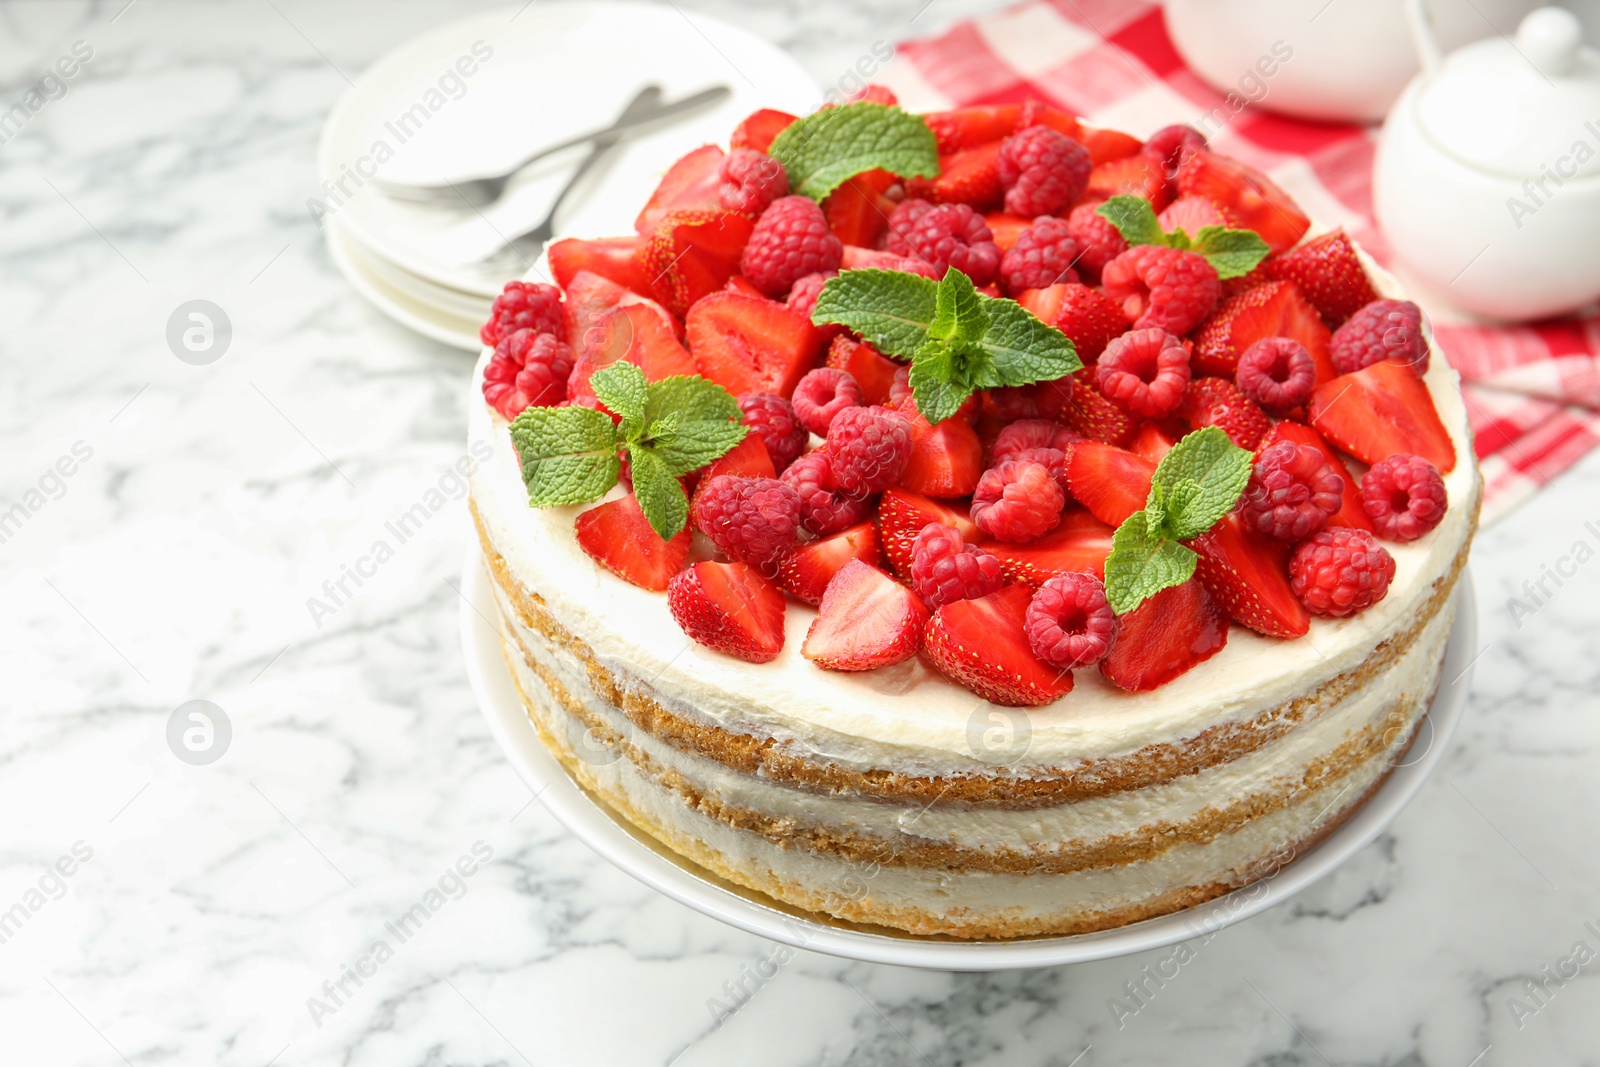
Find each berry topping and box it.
[1188,512,1310,638]
[1235,336,1316,413]
[885,201,1002,285]
[972,460,1065,543]
[1096,327,1192,419]
[1101,245,1221,335]
[1329,299,1429,376]
[1194,280,1332,380]
[980,509,1116,589]
[1141,123,1206,182]
[1177,377,1272,450]
[1361,453,1448,542]
[667,561,787,663]
[1260,421,1372,532]
[1057,370,1140,445]
[922,585,1075,707]
[1025,572,1117,669]
[1064,441,1156,527]
[785,270,837,321]
[802,560,928,671]
[574,493,692,592]
[826,334,900,405]
[999,216,1083,294]
[1289,527,1396,618]
[640,209,755,316]
[718,148,790,215]
[909,523,1005,609]
[907,141,1004,210]
[482,329,575,420]
[1065,201,1129,280]
[877,487,980,581]
[1309,360,1455,473]
[635,146,726,235]
[739,195,843,299]
[1087,155,1171,211]
[924,105,1023,154]
[691,474,802,568]
[777,521,881,605]
[684,290,822,399]
[826,406,913,496]
[991,419,1081,466]
[839,244,943,279]
[481,280,564,347]
[1099,578,1229,692]
[1264,229,1380,327]
[997,125,1092,216]
[1241,441,1344,543]
[1175,147,1309,253]
[738,391,808,472]
[894,399,984,498]
[792,367,864,437]
[780,450,872,536]
[730,108,797,154]
[1015,282,1128,362]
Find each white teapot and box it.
[1374,5,1600,321]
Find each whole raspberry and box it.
[1236,336,1315,413]
[971,460,1064,543]
[826,406,913,496]
[909,523,1004,610]
[718,148,789,215]
[1178,377,1271,449]
[740,195,843,299]
[481,328,574,420]
[1025,572,1117,669]
[1000,446,1068,493]
[999,216,1082,295]
[1361,453,1448,542]
[991,419,1080,466]
[1242,441,1344,542]
[780,450,872,535]
[889,365,912,406]
[1066,202,1128,280]
[1290,527,1396,617]
[481,281,563,347]
[1102,245,1221,335]
[792,367,864,437]
[785,270,837,321]
[1141,124,1206,182]
[1096,328,1191,418]
[885,201,1001,285]
[997,126,1092,217]
[1331,299,1429,375]
[738,391,808,471]
[692,474,801,568]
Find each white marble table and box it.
[4,1,1599,1063]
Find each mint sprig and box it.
[1102,427,1252,614]
[811,268,1082,424]
[1095,195,1270,280]
[507,364,746,540]
[768,102,940,201]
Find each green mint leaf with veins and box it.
[975,297,1081,387]
[590,361,649,425]
[926,267,989,348]
[1096,196,1166,247]
[628,373,747,531]
[508,405,621,507]
[641,374,743,428]
[1149,426,1252,541]
[645,419,748,478]
[627,447,690,541]
[1103,515,1198,615]
[1096,197,1271,280]
[1190,225,1271,280]
[907,351,974,425]
[811,269,939,358]
[768,102,940,201]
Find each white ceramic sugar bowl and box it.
[1374,6,1600,321]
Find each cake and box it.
[467,95,1480,939]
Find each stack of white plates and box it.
[318,2,820,350]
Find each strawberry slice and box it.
[1193,281,1334,382]
[1100,578,1229,691]
[724,274,766,299]
[1157,196,1236,238]
[984,212,1034,253]
[574,493,691,592]
[826,335,901,405]
[688,434,775,520]
[1016,100,1082,140]
[776,521,881,605]
[839,245,941,278]
[562,270,678,353]
[549,236,652,296]
[1260,421,1372,531]
[1065,441,1156,527]
[1264,229,1381,328]
[1058,370,1139,444]
[1177,378,1272,450]
[568,303,697,407]
[667,561,787,664]
[924,105,1021,153]
[907,142,1003,211]
[1128,422,1178,464]
[894,399,983,498]
[685,290,824,399]
[1175,148,1309,253]
[1187,511,1310,638]
[1017,283,1129,362]
[878,488,979,581]
[1076,125,1142,164]
[1309,360,1456,473]
[638,210,756,317]
[980,508,1115,587]
[802,560,928,671]
[922,585,1074,706]
[824,169,897,248]
[1086,156,1171,211]
[730,108,797,153]
[635,145,725,236]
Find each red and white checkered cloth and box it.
[878,0,1600,524]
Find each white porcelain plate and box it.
[462,551,1477,970]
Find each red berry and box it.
[785,270,837,321]
[718,148,789,215]
[997,126,1091,217]
[1025,572,1117,669]
[792,367,864,437]
[801,560,927,672]
[889,364,912,406]
[1141,123,1206,182]
[1236,336,1315,413]
[1096,327,1191,419]
[781,450,872,536]
[739,195,843,299]
[1361,453,1448,542]
[1242,441,1344,543]
[826,406,913,496]
[481,281,563,347]
[1290,527,1396,617]
[885,200,1001,285]
[1066,202,1128,280]
[1330,299,1429,375]
[1015,282,1129,362]
[972,460,1064,543]
[999,216,1082,295]
[482,328,574,420]
[1177,377,1272,450]
[738,391,808,472]
[691,474,802,568]
[991,419,1081,466]
[1102,244,1221,335]
[667,561,786,663]
[909,523,1005,609]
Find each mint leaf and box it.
[975,298,1082,387]
[927,268,989,346]
[630,373,747,477]
[769,102,940,201]
[641,374,742,428]
[1096,196,1165,247]
[907,353,973,425]
[1191,226,1271,280]
[590,362,649,424]
[1103,515,1198,615]
[646,420,748,477]
[1096,197,1271,280]
[628,447,690,541]
[812,269,939,358]
[1149,427,1251,541]
[508,406,621,507]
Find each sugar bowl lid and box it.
[1414,7,1600,181]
